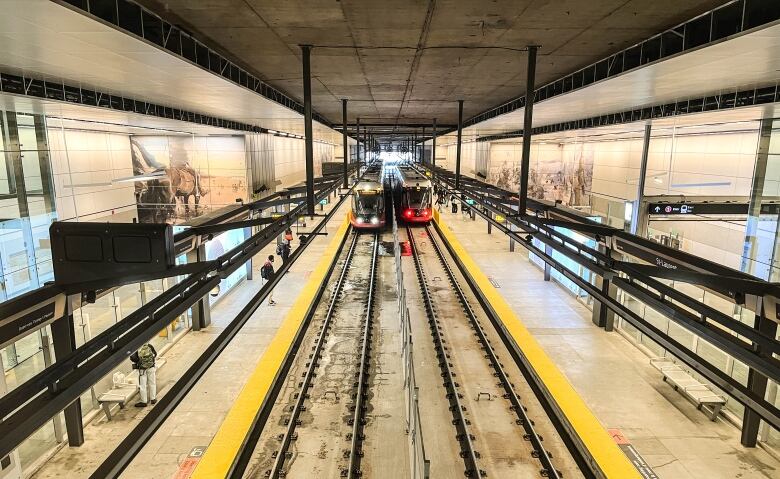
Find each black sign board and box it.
[648,202,747,216]
[0,301,57,348]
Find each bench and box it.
[650,358,726,421]
[97,358,166,420]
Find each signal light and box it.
[404,209,413,218]
[421,208,430,217]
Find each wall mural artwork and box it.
[487,144,594,207]
[130,136,247,224]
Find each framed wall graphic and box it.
[130,135,247,223]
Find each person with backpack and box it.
[130,343,157,407]
[260,255,276,305]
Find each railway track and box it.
[248,230,380,478]
[407,223,573,478]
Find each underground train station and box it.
[0,1,780,478]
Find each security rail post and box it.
[301,44,315,217]
[49,294,84,447]
[187,240,211,330]
[455,99,464,190]
[342,99,349,188]
[591,244,618,331]
[742,305,778,447]
[518,45,539,216]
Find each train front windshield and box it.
[405,188,431,209]
[355,191,383,216]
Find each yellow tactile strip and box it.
[191,215,350,478]
[433,214,641,479]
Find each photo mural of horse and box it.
[130,138,208,223]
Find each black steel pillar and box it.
[356,117,361,167]
[518,45,538,215]
[741,308,778,447]
[455,99,464,190]
[50,295,84,447]
[342,99,348,188]
[631,123,652,235]
[432,118,437,169]
[413,132,417,163]
[421,127,426,164]
[301,44,315,216]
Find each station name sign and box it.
[647,202,747,216]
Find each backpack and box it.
[137,344,155,370]
[276,243,284,255]
[261,261,273,280]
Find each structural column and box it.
[630,123,652,235]
[455,99,464,190]
[342,99,349,188]
[50,295,84,447]
[301,44,315,216]
[356,117,361,167]
[432,118,437,169]
[518,45,539,215]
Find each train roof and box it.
[396,166,431,188]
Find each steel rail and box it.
[345,233,380,478]
[0,180,344,462]
[431,179,780,433]
[406,225,483,478]
[265,232,376,478]
[424,224,561,478]
[435,172,780,381]
[94,188,353,479]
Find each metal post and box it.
[421,127,426,164]
[50,295,84,447]
[631,123,652,235]
[455,99,464,190]
[342,99,348,188]
[301,44,315,216]
[741,307,778,447]
[432,118,437,169]
[356,117,361,167]
[187,243,211,330]
[518,45,539,216]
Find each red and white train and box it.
[396,166,433,223]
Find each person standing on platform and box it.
[261,255,276,306]
[280,240,291,264]
[131,343,157,407]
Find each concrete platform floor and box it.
[435,205,779,479]
[30,199,350,479]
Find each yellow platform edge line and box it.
[192,215,350,479]
[434,214,641,479]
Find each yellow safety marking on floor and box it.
[434,216,642,479]
[191,215,351,479]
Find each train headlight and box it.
[370,216,379,225]
[356,216,365,224]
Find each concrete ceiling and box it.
[427,20,780,143]
[136,0,727,127]
[0,0,345,143]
